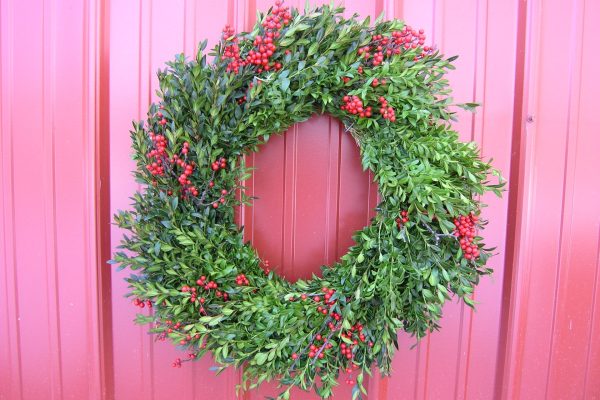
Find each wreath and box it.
[112,1,503,398]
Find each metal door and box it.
[2,0,600,399]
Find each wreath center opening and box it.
[239,114,376,283]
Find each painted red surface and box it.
[0,0,599,399]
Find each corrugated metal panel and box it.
[1,0,599,399]
[502,0,600,399]
[0,0,105,399]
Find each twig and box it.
[289,316,333,372]
[421,221,458,245]
[310,324,339,365]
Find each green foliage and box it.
[112,2,503,399]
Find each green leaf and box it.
[255,352,268,365]
[356,253,365,263]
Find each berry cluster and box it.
[196,276,219,291]
[307,334,334,359]
[221,25,242,74]
[144,116,209,200]
[339,323,368,360]
[174,152,198,191]
[211,188,229,209]
[343,363,361,385]
[395,210,409,228]
[262,259,271,274]
[164,319,184,335]
[453,213,480,260]
[235,273,250,286]
[175,168,199,197]
[158,112,168,127]
[182,276,231,315]
[221,1,289,74]
[295,287,341,324]
[370,78,386,87]
[378,96,396,121]
[295,288,373,374]
[211,157,227,171]
[263,1,291,29]
[358,26,434,65]
[146,132,167,176]
[162,319,204,361]
[144,132,232,202]
[339,95,396,122]
[392,26,433,61]
[246,35,282,73]
[340,95,372,118]
[132,298,152,308]
[176,331,201,346]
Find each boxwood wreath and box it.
[112,1,503,399]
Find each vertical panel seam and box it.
[86,0,103,397]
[0,0,24,397]
[469,0,480,142]
[544,0,578,398]
[335,122,342,261]
[461,1,489,397]
[453,302,465,400]
[579,1,600,395]
[193,0,198,56]
[479,0,490,150]
[324,118,332,264]
[413,342,420,399]
[280,135,286,277]
[137,0,143,121]
[583,226,600,396]
[423,335,432,400]
[4,0,24,397]
[496,0,538,397]
[43,0,65,397]
[183,0,187,54]
[83,0,93,397]
[291,124,298,279]
[93,0,116,396]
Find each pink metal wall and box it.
[1,0,599,399]
[501,0,600,398]
[0,0,108,398]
